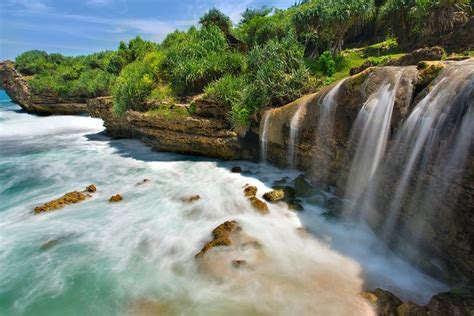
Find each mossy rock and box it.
[417,61,446,90]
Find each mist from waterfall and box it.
[343,70,407,214]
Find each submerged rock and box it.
[248,197,270,215]
[34,185,95,214]
[181,195,200,203]
[291,175,319,198]
[263,189,285,202]
[109,194,123,203]
[136,179,150,186]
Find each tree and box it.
[293,0,375,56]
[199,8,232,34]
[240,7,273,25]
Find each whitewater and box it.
[0,90,445,315]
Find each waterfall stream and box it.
[343,70,408,214]
[259,110,272,163]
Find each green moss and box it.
[417,61,446,90]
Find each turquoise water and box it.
[0,90,445,315]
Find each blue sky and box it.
[0,0,296,60]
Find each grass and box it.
[145,104,190,119]
[306,39,407,87]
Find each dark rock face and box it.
[87,97,256,160]
[363,288,474,316]
[0,61,88,115]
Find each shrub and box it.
[15,50,54,75]
[71,69,116,97]
[204,75,245,107]
[199,8,232,34]
[162,25,246,95]
[318,51,336,76]
[112,61,154,114]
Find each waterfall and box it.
[313,79,345,178]
[260,110,272,163]
[287,103,306,169]
[343,70,405,214]
[378,62,474,244]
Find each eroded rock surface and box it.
[34,185,96,214]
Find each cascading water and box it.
[287,104,306,169]
[376,61,474,245]
[259,110,272,163]
[314,79,345,179]
[343,70,408,214]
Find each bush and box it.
[162,25,246,95]
[112,61,154,114]
[199,8,232,34]
[71,69,116,97]
[244,34,309,110]
[15,50,54,75]
[204,75,245,107]
[318,51,336,76]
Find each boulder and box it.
[136,179,150,186]
[397,302,428,316]
[195,221,242,258]
[291,175,318,198]
[427,292,474,316]
[86,184,97,193]
[109,194,123,203]
[243,185,257,197]
[248,197,270,215]
[263,189,285,202]
[231,166,242,173]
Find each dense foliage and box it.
[14,1,472,129]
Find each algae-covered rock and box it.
[416,61,446,90]
[181,195,200,203]
[195,221,241,258]
[361,288,403,316]
[243,185,257,197]
[86,184,97,193]
[263,189,285,202]
[34,188,92,214]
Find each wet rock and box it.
[272,185,296,199]
[181,195,200,203]
[231,166,242,173]
[263,189,285,202]
[291,175,318,198]
[362,288,403,316]
[288,200,304,212]
[243,185,257,197]
[109,194,123,203]
[417,61,446,91]
[272,177,290,187]
[136,179,150,186]
[85,184,97,193]
[248,197,270,215]
[427,292,474,316]
[397,302,428,316]
[195,221,242,258]
[323,197,343,218]
[34,190,89,214]
[350,61,376,76]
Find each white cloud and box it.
[7,0,49,12]
[86,0,114,6]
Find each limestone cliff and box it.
[88,97,258,160]
[0,61,88,115]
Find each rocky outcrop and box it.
[34,185,96,214]
[87,97,257,160]
[385,46,445,66]
[0,61,88,115]
[363,288,474,316]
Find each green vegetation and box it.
[14,0,472,131]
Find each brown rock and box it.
[248,197,270,215]
[109,194,123,203]
[263,189,285,202]
[195,221,241,258]
[34,191,89,214]
[243,185,257,197]
[85,184,97,193]
[181,195,200,203]
[386,47,445,66]
[362,288,403,316]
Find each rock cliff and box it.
[0,61,88,115]
[259,58,474,283]
[87,97,258,160]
